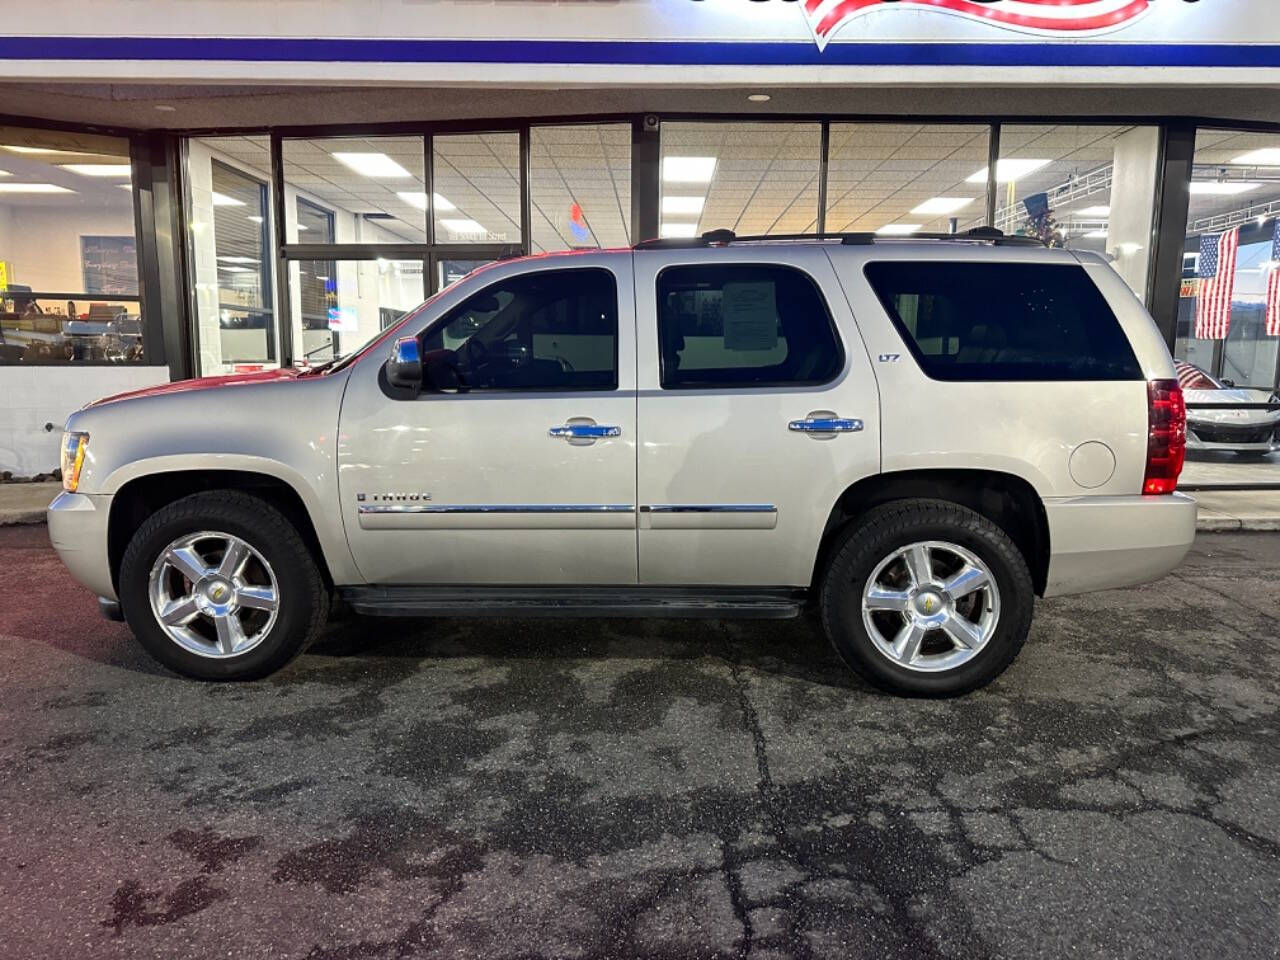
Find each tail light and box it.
[1144,379,1185,495]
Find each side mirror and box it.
[385,336,422,390]
[423,348,462,392]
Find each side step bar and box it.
[339,585,806,619]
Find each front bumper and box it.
[1042,493,1197,598]
[47,490,116,601]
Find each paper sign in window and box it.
[721,282,778,351]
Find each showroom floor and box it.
[2,526,1279,958]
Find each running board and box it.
[340,585,806,619]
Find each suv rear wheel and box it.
[820,499,1033,696]
[118,490,329,680]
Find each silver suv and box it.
[48,230,1196,695]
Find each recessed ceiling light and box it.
[663,156,717,183]
[154,105,177,113]
[0,171,10,177]
[910,197,973,216]
[660,222,698,238]
[876,223,922,236]
[211,191,245,207]
[60,163,131,177]
[662,195,705,215]
[116,183,132,191]
[332,152,412,178]
[396,191,455,211]
[295,223,309,231]
[748,93,771,103]
[1083,230,1109,239]
[1231,148,1280,165]
[966,159,1053,184]
[217,256,258,264]
[1190,181,1260,195]
[3,145,68,155]
[0,182,73,193]
[219,265,252,273]
[1075,205,1111,217]
[246,215,264,223]
[441,218,485,234]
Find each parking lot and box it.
[2,524,1279,959]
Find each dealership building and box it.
[2,0,1280,473]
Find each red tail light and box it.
[1144,379,1186,495]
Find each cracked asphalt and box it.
[2,525,1279,959]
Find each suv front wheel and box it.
[118,490,330,680]
[820,499,1033,696]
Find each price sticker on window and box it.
[721,281,778,351]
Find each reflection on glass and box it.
[530,124,631,252]
[825,124,990,236]
[659,122,821,238]
[438,259,492,289]
[0,127,143,365]
[291,258,423,365]
[433,133,521,244]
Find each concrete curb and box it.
[0,509,48,527]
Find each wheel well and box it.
[814,470,1050,596]
[107,470,333,592]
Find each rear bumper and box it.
[1042,493,1197,598]
[47,491,116,601]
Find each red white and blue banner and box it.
[0,0,1277,84]
[1196,227,1240,342]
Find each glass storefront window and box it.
[187,136,277,375]
[432,133,522,244]
[530,124,631,252]
[290,258,423,364]
[0,127,144,365]
[825,124,991,236]
[659,122,821,238]
[282,136,426,244]
[995,125,1160,298]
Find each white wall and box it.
[1108,126,1161,299]
[0,366,169,475]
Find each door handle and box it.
[549,423,622,440]
[788,416,863,433]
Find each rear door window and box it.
[863,261,1142,381]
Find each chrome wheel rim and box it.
[860,540,1000,673]
[147,530,280,659]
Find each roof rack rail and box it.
[633,226,1046,250]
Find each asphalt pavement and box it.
[1,525,1279,959]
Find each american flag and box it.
[1266,219,1280,337]
[801,0,1153,49]
[1195,227,1239,341]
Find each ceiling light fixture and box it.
[662,156,717,183]
[332,152,412,178]
[910,197,973,216]
[747,94,771,103]
[1083,230,1109,239]
[217,256,258,264]
[154,105,177,113]
[1189,181,1260,195]
[1075,205,1111,217]
[1231,147,1280,165]
[60,164,131,177]
[660,222,698,238]
[396,191,455,211]
[0,182,73,193]
[662,195,706,215]
[877,224,921,236]
[211,191,245,207]
[3,145,69,155]
[966,159,1053,184]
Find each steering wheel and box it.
[550,355,575,373]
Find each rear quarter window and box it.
[863,261,1142,382]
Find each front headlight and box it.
[60,431,89,493]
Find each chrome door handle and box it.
[549,424,621,439]
[789,416,863,433]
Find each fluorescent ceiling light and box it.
[60,163,131,177]
[0,171,9,177]
[662,156,717,183]
[332,152,412,178]
[441,218,485,234]
[1083,230,1109,239]
[909,197,973,216]
[217,256,258,264]
[211,191,245,207]
[0,182,73,193]
[1075,205,1111,217]
[1231,148,1280,165]
[4,145,69,155]
[966,159,1053,184]
[662,195,705,215]
[218,265,252,273]
[246,215,264,223]
[395,191,455,211]
[876,223,922,236]
[295,224,309,231]
[660,222,698,238]
[1190,181,1259,195]
[116,184,132,191]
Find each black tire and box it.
[819,499,1033,697]
[118,490,330,680]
